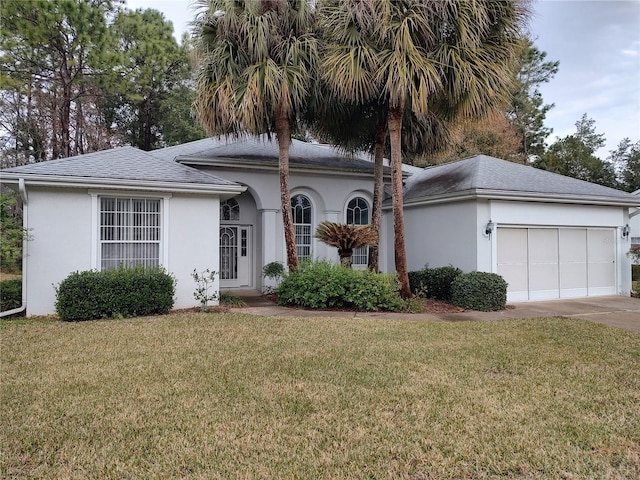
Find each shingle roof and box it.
[403,155,640,205]
[177,135,387,174]
[1,146,238,186]
[149,137,230,161]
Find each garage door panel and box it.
[587,229,615,262]
[587,263,616,289]
[497,226,615,302]
[498,228,528,264]
[498,264,528,293]
[559,229,587,262]
[529,263,559,293]
[559,262,587,289]
[559,229,587,294]
[587,229,615,293]
[497,228,528,300]
[528,229,558,263]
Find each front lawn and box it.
[2,313,639,479]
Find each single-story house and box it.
[1,136,638,315]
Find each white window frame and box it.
[345,195,371,267]
[291,193,313,262]
[90,191,170,270]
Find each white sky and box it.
[127,0,640,159]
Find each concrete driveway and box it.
[232,291,640,333]
[437,296,640,333]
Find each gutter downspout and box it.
[0,178,28,317]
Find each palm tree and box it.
[320,0,528,297]
[315,221,378,268]
[192,0,318,270]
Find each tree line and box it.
[0,0,205,166]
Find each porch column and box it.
[324,210,341,223]
[260,208,279,289]
[323,210,341,263]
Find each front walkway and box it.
[230,290,640,333]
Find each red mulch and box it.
[421,299,465,314]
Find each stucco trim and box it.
[0,174,246,196]
[386,189,640,210]
[176,157,398,180]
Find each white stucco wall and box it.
[22,186,222,316]
[168,194,220,310]
[394,200,479,273]
[24,187,93,316]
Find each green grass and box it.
[2,313,639,479]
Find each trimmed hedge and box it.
[451,271,508,312]
[277,260,404,312]
[55,267,175,321]
[1,279,22,312]
[408,265,463,301]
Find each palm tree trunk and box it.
[388,103,411,298]
[368,120,386,272]
[275,105,299,271]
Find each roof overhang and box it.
[0,173,246,197]
[176,156,399,180]
[382,188,640,210]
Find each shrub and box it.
[1,279,22,311]
[55,267,175,321]
[408,265,463,301]
[277,260,403,312]
[632,264,640,282]
[451,271,508,311]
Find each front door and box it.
[220,225,251,288]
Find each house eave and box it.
[0,173,246,196]
[176,156,399,180]
[383,189,640,210]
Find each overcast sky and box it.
[127,0,640,159]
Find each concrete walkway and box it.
[230,290,640,333]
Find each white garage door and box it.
[497,227,616,302]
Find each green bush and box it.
[1,279,22,311]
[277,260,404,312]
[632,264,639,282]
[55,267,175,321]
[408,265,463,301]
[451,271,508,311]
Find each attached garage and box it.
[397,155,639,303]
[497,227,616,301]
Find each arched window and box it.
[291,194,312,261]
[346,197,370,267]
[347,197,369,225]
[220,198,239,221]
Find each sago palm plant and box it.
[315,221,378,268]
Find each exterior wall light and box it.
[485,220,495,237]
[622,224,630,240]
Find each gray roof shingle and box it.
[1,146,238,186]
[177,135,385,174]
[403,155,640,205]
[149,137,230,161]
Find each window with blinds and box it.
[100,197,161,270]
